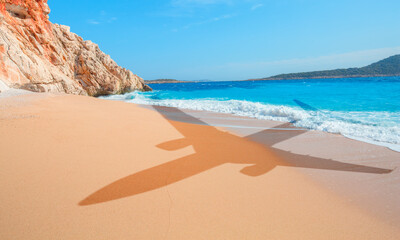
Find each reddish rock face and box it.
[0,0,151,95]
[1,0,50,23]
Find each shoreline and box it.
[104,88,400,154]
[1,92,399,239]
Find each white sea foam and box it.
[102,92,400,152]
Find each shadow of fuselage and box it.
[79,106,393,206]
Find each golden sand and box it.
[0,93,398,239]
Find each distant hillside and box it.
[252,54,400,81]
[145,79,194,84]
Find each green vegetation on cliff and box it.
[254,54,400,80]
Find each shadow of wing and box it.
[247,128,393,174]
[247,127,307,146]
[272,148,393,174]
[79,152,222,206]
[293,99,319,111]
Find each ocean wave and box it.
[102,92,400,150]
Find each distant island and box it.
[250,54,400,81]
[145,79,194,84]
[145,55,400,84]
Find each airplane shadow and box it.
[79,106,393,206]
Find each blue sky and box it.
[49,0,400,81]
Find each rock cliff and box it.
[0,0,151,95]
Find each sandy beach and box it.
[1,91,400,239]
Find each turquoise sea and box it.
[103,77,400,151]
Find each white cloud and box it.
[163,0,259,18]
[212,14,234,21]
[86,10,118,25]
[87,20,100,25]
[171,0,233,6]
[107,17,118,23]
[251,3,263,10]
[174,13,235,31]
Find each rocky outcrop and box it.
[0,0,151,95]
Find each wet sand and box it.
[0,92,399,239]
